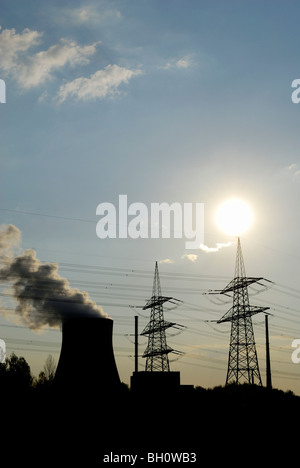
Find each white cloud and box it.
[37,90,49,103]
[70,6,121,24]
[285,163,300,178]
[160,55,193,70]
[181,254,198,262]
[199,242,232,253]
[19,39,98,89]
[0,26,42,73]
[0,26,142,102]
[159,258,175,264]
[174,57,191,69]
[72,6,97,23]
[0,26,98,89]
[56,64,142,103]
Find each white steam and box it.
[0,224,108,330]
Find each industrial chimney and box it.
[54,317,121,397]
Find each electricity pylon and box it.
[209,238,270,385]
[141,261,183,372]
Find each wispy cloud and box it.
[56,64,142,103]
[199,242,232,253]
[160,55,193,70]
[159,258,175,264]
[0,25,141,103]
[285,163,300,178]
[0,26,42,74]
[0,26,98,89]
[19,39,98,89]
[181,243,231,259]
[70,5,121,24]
[181,254,198,262]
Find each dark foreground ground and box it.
[1,383,299,465]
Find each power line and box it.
[0,244,300,390]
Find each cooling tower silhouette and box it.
[55,317,121,395]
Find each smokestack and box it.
[55,317,121,396]
[265,314,272,389]
[135,315,138,373]
[0,224,121,396]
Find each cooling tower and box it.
[54,317,121,396]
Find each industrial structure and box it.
[265,314,272,389]
[141,261,183,371]
[131,261,183,392]
[54,316,121,395]
[208,238,270,385]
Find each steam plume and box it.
[0,224,108,330]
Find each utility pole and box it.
[208,238,270,385]
[134,315,138,373]
[141,261,183,371]
[265,314,272,389]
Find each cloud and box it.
[159,258,175,264]
[0,26,98,89]
[70,5,121,24]
[199,242,232,253]
[285,163,300,178]
[174,57,191,69]
[160,55,193,70]
[56,64,142,103]
[181,254,198,262]
[0,26,42,73]
[0,26,142,102]
[71,6,99,23]
[19,39,98,89]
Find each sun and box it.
[215,198,254,237]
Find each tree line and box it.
[0,352,56,392]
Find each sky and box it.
[0,0,300,393]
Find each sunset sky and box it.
[1,0,300,393]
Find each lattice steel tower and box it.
[211,238,269,385]
[141,261,182,372]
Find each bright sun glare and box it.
[215,198,254,237]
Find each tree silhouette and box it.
[43,354,56,381]
[37,354,56,387]
[0,353,32,391]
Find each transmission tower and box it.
[141,261,183,372]
[209,238,270,385]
